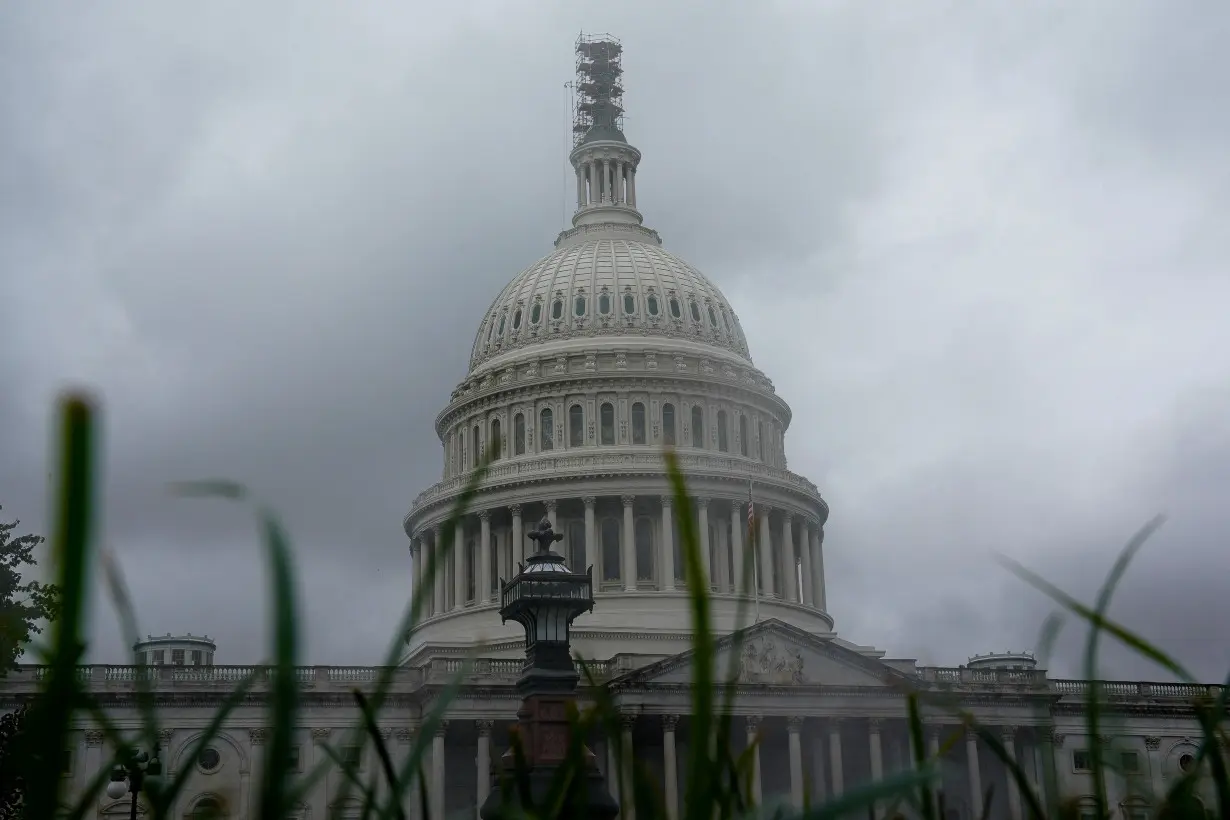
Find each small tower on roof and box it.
[966,650,1037,671]
[133,633,217,667]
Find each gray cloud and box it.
[2,1,1228,680]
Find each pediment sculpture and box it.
[738,637,806,685]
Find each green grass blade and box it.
[97,546,161,762]
[353,690,408,820]
[907,693,937,820]
[794,765,938,820]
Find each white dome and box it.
[468,235,752,373]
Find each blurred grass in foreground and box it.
[9,391,1227,820]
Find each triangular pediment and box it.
[614,619,915,689]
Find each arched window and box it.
[717,410,729,452]
[190,797,227,819]
[631,402,646,444]
[600,518,621,582]
[531,302,542,324]
[551,298,563,321]
[739,415,748,456]
[513,413,526,455]
[600,403,615,445]
[569,404,584,447]
[497,313,506,335]
[708,305,718,327]
[662,403,676,446]
[466,539,477,601]
[598,292,611,314]
[647,294,660,316]
[574,295,587,317]
[635,517,654,582]
[540,409,554,451]
[691,406,705,449]
[669,297,682,319]
[623,293,636,315]
[689,300,702,322]
[472,425,481,465]
[512,308,522,330]
[756,420,764,461]
[490,418,502,461]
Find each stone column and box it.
[396,728,418,820]
[788,716,805,809]
[729,503,747,595]
[1042,731,1062,810]
[629,166,637,207]
[869,719,884,819]
[810,731,827,804]
[799,522,814,607]
[811,525,826,611]
[663,715,680,820]
[746,716,764,805]
[576,165,586,208]
[621,495,637,591]
[432,721,449,820]
[603,159,611,202]
[1145,736,1164,805]
[758,506,775,597]
[661,496,676,590]
[621,713,637,820]
[782,514,798,602]
[590,159,600,202]
[927,725,942,818]
[607,741,620,810]
[828,719,844,797]
[84,730,103,804]
[966,727,983,817]
[583,496,597,575]
[310,728,331,820]
[454,519,466,608]
[1002,726,1022,820]
[476,720,493,817]
[433,526,445,616]
[478,511,492,603]
[544,499,558,528]
[1031,741,1047,810]
[614,160,624,202]
[509,504,523,567]
[697,497,713,589]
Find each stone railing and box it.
[409,450,823,514]
[418,657,618,683]
[3,665,418,692]
[1049,680,1223,699]
[917,667,1049,686]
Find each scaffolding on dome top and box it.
[571,32,625,147]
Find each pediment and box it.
[616,619,913,689]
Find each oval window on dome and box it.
[708,306,718,327]
[598,292,611,314]
[689,300,701,323]
[552,299,563,321]
[669,297,681,319]
[647,295,659,316]
[531,303,542,324]
[623,293,635,315]
[512,309,522,330]
[497,314,506,335]
[574,295,587,317]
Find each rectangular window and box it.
[171,649,185,665]
[136,651,147,666]
[1072,750,1092,772]
[1120,751,1140,773]
[61,749,73,775]
[631,402,646,444]
[152,650,165,665]
[191,650,203,665]
[342,745,362,770]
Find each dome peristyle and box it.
[469,233,752,375]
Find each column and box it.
[810,732,827,804]
[828,719,844,797]
[545,499,558,528]
[1001,726,1022,820]
[454,519,466,608]
[433,526,446,616]
[607,742,620,811]
[1042,731,1062,812]
[927,725,942,818]
[476,720,493,817]
[576,166,586,208]
[662,716,680,820]
[84,730,103,803]
[729,503,747,595]
[660,497,676,591]
[621,714,636,820]
[629,166,637,207]
[509,504,523,567]
[966,727,983,817]
[432,721,448,820]
[583,496,597,575]
[590,159,600,203]
[869,719,884,819]
[1031,740,1047,810]
[746,716,763,805]
[758,506,775,597]
[788,717,805,809]
[479,511,492,604]
[1145,737,1163,806]
[782,514,798,602]
[310,728,330,820]
[811,525,827,611]
[697,497,713,590]
[799,523,814,607]
[395,728,418,820]
[603,159,611,202]
[621,495,637,591]
[614,160,624,202]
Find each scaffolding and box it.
[571,32,625,147]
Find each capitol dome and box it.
[403,39,830,664]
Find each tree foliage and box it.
[0,508,61,673]
[0,704,28,820]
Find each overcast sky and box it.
[2,2,1228,681]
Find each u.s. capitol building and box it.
[3,35,1221,820]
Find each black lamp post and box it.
[480,517,618,820]
[105,742,162,820]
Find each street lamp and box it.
[105,742,163,820]
[480,516,617,820]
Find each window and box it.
[136,651,147,666]
[708,305,718,327]
[341,745,363,770]
[191,649,203,665]
[531,302,542,324]
[490,418,502,461]
[466,539,477,601]
[512,308,522,329]
[514,413,526,455]
[739,415,748,456]
[600,403,615,445]
[756,420,764,460]
[662,403,676,446]
[598,292,611,314]
[690,300,701,322]
[288,745,302,772]
[472,425,481,466]
[601,518,621,582]
[691,405,705,448]
[717,410,729,452]
[198,747,222,772]
[574,295,586,317]
[61,749,73,775]
[497,313,506,335]
[669,297,682,319]
[540,409,554,451]
[1120,751,1140,773]
[1072,750,1092,772]
[1179,752,1196,773]
[647,295,659,316]
[631,402,646,444]
[191,797,225,819]
[569,404,584,446]
[551,298,563,320]
[152,650,165,665]
[567,520,586,571]
[623,293,635,314]
[635,517,654,582]
[171,649,185,665]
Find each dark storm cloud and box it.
[2,1,1228,677]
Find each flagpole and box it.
[748,478,760,624]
